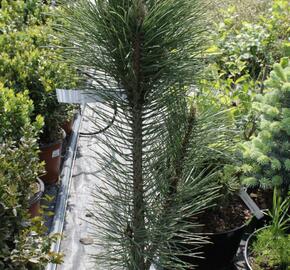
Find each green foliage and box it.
[0,83,35,141]
[200,0,289,125]
[58,0,238,269]
[252,189,290,270]
[241,58,290,190]
[0,83,61,269]
[268,188,290,236]
[0,0,50,34]
[252,228,290,270]
[209,0,270,26]
[0,137,42,269]
[210,0,289,80]
[0,1,78,143]
[8,217,63,270]
[189,92,242,195]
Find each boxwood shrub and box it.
[0,84,61,269]
[0,0,78,144]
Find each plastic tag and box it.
[52,149,60,158]
[239,188,264,220]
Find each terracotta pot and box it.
[28,178,44,217]
[39,140,62,184]
[62,118,74,136]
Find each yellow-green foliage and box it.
[0,2,67,268]
[200,0,290,121]
[0,0,78,143]
[252,228,290,270]
[0,84,46,269]
[241,58,290,189]
[0,83,37,141]
[0,0,49,33]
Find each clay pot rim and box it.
[29,178,45,206]
[39,139,63,149]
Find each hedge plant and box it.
[0,0,49,34]
[0,0,78,144]
[199,0,290,139]
[0,84,62,269]
[0,83,34,141]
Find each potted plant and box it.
[28,178,45,218]
[61,104,78,136]
[0,1,78,184]
[0,84,61,269]
[59,0,233,269]
[240,58,290,208]
[244,188,290,270]
[0,83,44,212]
[163,92,257,270]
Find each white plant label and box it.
[56,89,102,104]
[239,188,264,220]
[52,149,60,158]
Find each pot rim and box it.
[39,139,63,149]
[244,226,269,270]
[201,217,251,236]
[29,178,45,206]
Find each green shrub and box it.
[252,228,290,270]
[202,0,289,100]
[251,189,290,270]
[0,1,78,143]
[240,58,290,190]
[211,0,289,79]
[0,0,50,34]
[0,139,62,270]
[0,86,62,269]
[208,0,270,26]
[0,83,34,141]
[199,0,289,138]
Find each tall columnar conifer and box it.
[60,1,236,269]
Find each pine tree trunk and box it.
[132,104,146,270]
[131,7,146,268]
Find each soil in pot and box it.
[39,141,62,185]
[168,196,253,270]
[248,188,273,210]
[28,178,44,217]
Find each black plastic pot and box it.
[164,219,253,270]
[190,222,249,270]
[166,192,263,270]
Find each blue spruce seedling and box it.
[241,58,290,192]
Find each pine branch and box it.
[169,105,197,196]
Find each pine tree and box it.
[59,1,236,269]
